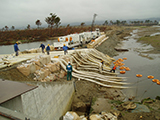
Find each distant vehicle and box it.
[54,28,101,50]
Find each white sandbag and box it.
[63,112,74,120]
[17,64,30,76]
[46,55,51,63]
[89,114,101,120]
[39,55,51,65]
[33,60,41,70]
[80,115,87,120]
[63,111,80,120]
[30,63,36,73]
[69,112,80,120]
[39,56,47,65]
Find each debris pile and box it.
[16,49,129,87]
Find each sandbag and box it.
[33,60,42,70]
[63,111,80,120]
[39,55,51,65]
[17,64,30,76]
[30,63,36,73]
[45,62,60,72]
[40,68,51,77]
[89,114,101,120]
[34,70,45,81]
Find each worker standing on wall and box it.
[46,44,50,55]
[14,41,20,56]
[62,44,68,55]
[110,65,117,73]
[40,43,45,53]
[66,62,72,81]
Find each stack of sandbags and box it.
[37,55,51,65]
[34,70,45,81]
[34,68,51,81]
[44,62,60,72]
[22,48,42,54]
[87,35,106,48]
[17,62,36,76]
[17,55,51,76]
[34,70,57,82]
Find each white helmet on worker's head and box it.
[68,62,70,64]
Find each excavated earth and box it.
[0,26,160,119]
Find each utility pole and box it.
[91,13,97,31]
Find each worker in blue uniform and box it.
[40,43,45,53]
[62,44,68,55]
[14,41,20,56]
[46,44,50,55]
[66,62,72,81]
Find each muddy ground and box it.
[0,26,160,119]
[72,26,160,119]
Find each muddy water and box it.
[114,30,160,101]
[0,40,56,54]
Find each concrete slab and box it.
[0,79,37,104]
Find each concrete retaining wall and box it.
[22,81,75,120]
[0,81,75,120]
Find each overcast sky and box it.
[0,0,160,29]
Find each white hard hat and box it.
[68,62,70,64]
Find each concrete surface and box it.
[0,81,75,120]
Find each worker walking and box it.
[14,41,20,56]
[40,43,45,53]
[46,44,50,55]
[110,65,117,73]
[66,62,72,81]
[62,44,68,55]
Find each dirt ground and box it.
[71,26,160,119]
[0,26,160,119]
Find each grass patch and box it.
[137,35,160,49]
[89,97,97,113]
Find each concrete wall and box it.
[0,81,75,120]
[21,81,75,120]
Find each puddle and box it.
[114,30,160,101]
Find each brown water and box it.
[114,30,160,101]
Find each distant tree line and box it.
[103,19,159,26]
